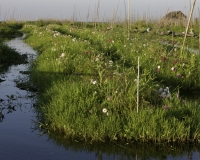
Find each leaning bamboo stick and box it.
[180,0,196,55]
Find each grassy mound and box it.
[21,20,200,143]
[0,21,27,73]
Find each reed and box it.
[94,0,100,30]
[137,56,139,113]
[85,0,91,28]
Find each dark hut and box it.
[164,11,187,19]
[160,11,187,26]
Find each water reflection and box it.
[0,35,36,122]
[0,92,36,122]
[40,130,200,160]
[1,35,200,160]
[160,41,199,54]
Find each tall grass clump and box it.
[21,19,200,143]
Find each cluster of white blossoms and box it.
[53,31,60,37]
[91,79,97,85]
[159,87,171,98]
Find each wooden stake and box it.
[128,0,130,39]
[198,8,200,54]
[180,0,196,55]
[137,56,139,113]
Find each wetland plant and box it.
[17,19,200,143]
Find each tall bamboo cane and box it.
[128,0,130,39]
[180,0,196,55]
[137,57,139,113]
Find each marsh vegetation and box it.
[7,17,197,144]
[1,8,200,145]
[0,22,27,73]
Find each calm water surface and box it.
[0,36,200,160]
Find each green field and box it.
[1,19,200,143]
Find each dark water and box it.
[0,36,200,160]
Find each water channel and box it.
[0,36,200,160]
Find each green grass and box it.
[20,19,200,143]
[0,21,27,73]
[0,21,23,37]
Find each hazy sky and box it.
[0,0,200,21]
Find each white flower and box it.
[60,53,65,58]
[95,57,99,61]
[109,60,113,64]
[107,96,112,101]
[161,91,167,98]
[174,48,177,52]
[91,79,97,85]
[52,48,56,51]
[147,28,151,32]
[108,60,113,67]
[157,66,160,69]
[102,108,107,113]
[171,67,175,71]
[160,87,171,98]
[166,92,171,98]
[159,88,163,93]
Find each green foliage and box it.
[0,21,23,36]
[0,21,27,72]
[21,20,200,143]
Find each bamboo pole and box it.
[198,8,200,54]
[180,0,196,55]
[137,56,140,113]
[123,0,127,33]
[95,0,100,30]
[128,0,130,39]
[113,0,120,26]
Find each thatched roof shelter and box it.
[160,11,187,26]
